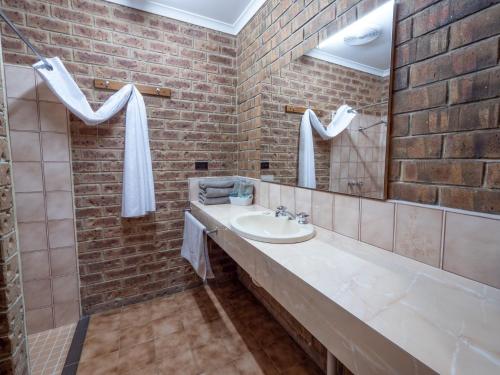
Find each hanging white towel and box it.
[33,57,155,217]
[181,212,214,281]
[298,106,356,189]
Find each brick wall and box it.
[237,0,500,214]
[0,39,28,375]
[261,54,388,193]
[0,0,238,313]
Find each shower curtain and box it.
[33,57,155,218]
[299,106,356,189]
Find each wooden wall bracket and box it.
[94,79,171,98]
[285,105,324,115]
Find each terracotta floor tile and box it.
[151,297,181,321]
[120,322,154,349]
[152,316,184,337]
[77,351,119,375]
[118,340,156,373]
[285,361,324,375]
[121,302,153,328]
[87,310,121,336]
[80,330,120,362]
[185,320,224,348]
[233,351,280,375]
[156,348,200,375]
[264,336,309,370]
[191,340,236,372]
[154,331,191,357]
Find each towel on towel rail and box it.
[181,212,214,281]
[33,57,155,218]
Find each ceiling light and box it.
[344,25,381,46]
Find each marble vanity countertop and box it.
[191,201,500,375]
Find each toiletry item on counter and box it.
[229,181,254,206]
[229,195,253,206]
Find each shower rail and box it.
[0,9,53,70]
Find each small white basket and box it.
[229,195,253,206]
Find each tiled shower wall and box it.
[5,64,80,334]
[0,38,28,375]
[0,0,238,313]
[237,0,500,214]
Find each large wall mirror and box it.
[260,0,396,199]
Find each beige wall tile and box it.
[443,212,500,289]
[258,182,269,208]
[36,75,59,102]
[360,199,394,251]
[18,222,47,252]
[334,195,360,239]
[21,250,50,281]
[311,191,334,230]
[41,132,70,162]
[5,65,36,99]
[280,185,295,212]
[52,274,79,304]
[46,191,74,220]
[269,183,280,210]
[24,279,52,309]
[54,301,80,327]
[10,131,41,162]
[50,247,77,277]
[394,204,442,267]
[12,162,44,192]
[48,220,75,249]
[7,99,39,131]
[40,102,68,133]
[26,307,53,334]
[295,187,312,215]
[15,192,45,223]
[43,162,72,191]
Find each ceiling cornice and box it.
[104,0,266,35]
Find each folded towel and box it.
[198,194,230,205]
[200,187,234,198]
[33,57,155,218]
[181,212,214,281]
[199,180,235,190]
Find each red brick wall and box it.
[0,39,28,375]
[0,0,238,313]
[390,1,499,214]
[237,0,500,214]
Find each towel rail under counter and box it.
[184,205,218,235]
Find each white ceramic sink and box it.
[230,211,315,244]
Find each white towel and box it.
[33,57,155,218]
[298,106,356,189]
[181,212,214,281]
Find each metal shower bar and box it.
[0,9,53,70]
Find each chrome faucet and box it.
[275,206,309,224]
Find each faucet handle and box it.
[275,205,287,217]
[296,212,309,224]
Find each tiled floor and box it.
[28,323,76,375]
[77,282,323,375]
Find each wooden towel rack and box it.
[285,105,324,115]
[94,79,171,98]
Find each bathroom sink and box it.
[230,211,315,244]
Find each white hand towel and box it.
[181,212,214,281]
[33,57,155,218]
[298,106,356,189]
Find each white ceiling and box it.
[307,1,394,77]
[104,0,267,34]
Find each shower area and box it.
[4,63,81,373]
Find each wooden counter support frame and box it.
[94,79,172,98]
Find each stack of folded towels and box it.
[198,179,254,205]
[199,179,235,205]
